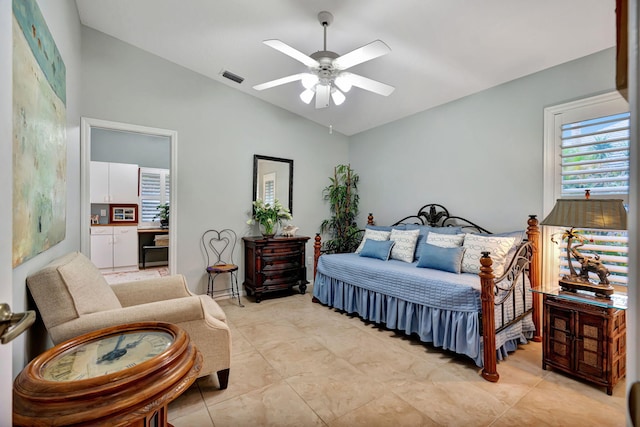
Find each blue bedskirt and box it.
[313,273,534,367]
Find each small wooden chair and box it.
[201,229,244,307]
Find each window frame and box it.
[542,91,629,288]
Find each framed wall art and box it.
[12,0,67,266]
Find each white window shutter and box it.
[544,93,629,288]
[139,168,170,226]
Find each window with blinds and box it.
[262,172,276,206]
[264,181,275,206]
[139,168,170,227]
[544,93,629,288]
[560,112,630,196]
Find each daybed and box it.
[312,204,541,382]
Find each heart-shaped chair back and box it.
[202,229,237,267]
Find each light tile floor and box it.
[168,290,626,426]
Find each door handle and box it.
[0,303,36,344]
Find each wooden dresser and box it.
[542,293,626,395]
[242,236,310,303]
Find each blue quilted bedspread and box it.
[313,252,534,366]
[316,253,482,312]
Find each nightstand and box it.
[532,285,626,395]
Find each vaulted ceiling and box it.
[75,0,616,135]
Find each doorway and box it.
[80,118,178,273]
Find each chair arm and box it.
[48,296,225,344]
[111,274,193,307]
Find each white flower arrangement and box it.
[247,199,292,235]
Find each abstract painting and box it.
[12,0,66,267]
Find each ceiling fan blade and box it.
[342,73,395,96]
[315,85,330,108]
[253,73,306,91]
[333,40,391,70]
[263,39,319,68]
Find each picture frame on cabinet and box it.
[110,204,138,224]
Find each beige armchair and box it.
[26,252,231,389]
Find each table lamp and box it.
[540,197,627,298]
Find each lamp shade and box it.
[541,199,627,230]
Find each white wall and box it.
[80,27,349,292]
[1,0,82,417]
[350,48,617,232]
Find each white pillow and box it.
[461,233,516,276]
[389,228,420,263]
[426,232,465,248]
[355,229,391,253]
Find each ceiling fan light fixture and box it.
[334,74,352,93]
[301,73,319,89]
[331,88,346,106]
[254,11,394,109]
[300,88,315,104]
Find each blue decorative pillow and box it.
[405,224,464,252]
[416,243,466,274]
[404,224,463,235]
[365,225,394,232]
[365,224,407,232]
[359,239,395,261]
[355,229,391,253]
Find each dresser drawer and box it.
[262,262,303,277]
[261,244,303,256]
[262,273,304,289]
[262,253,301,269]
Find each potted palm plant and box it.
[320,164,361,253]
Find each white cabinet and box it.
[90,227,113,269]
[113,226,138,269]
[90,161,139,204]
[90,226,138,271]
[90,162,110,204]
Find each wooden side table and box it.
[13,322,201,426]
[538,290,626,395]
[242,235,310,302]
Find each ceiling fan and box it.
[253,11,395,109]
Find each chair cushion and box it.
[207,264,239,273]
[56,252,122,315]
